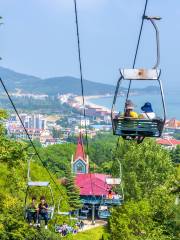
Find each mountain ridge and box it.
[0,66,116,96]
[0,66,160,96]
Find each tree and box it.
[0,109,69,239]
[171,145,180,164]
[88,133,117,167]
[64,168,82,211]
[112,139,174,200]
[108,139,178,239]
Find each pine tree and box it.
[172,145,180,164]
[64,168,82,211]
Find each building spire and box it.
[71,132,89,174]
[74,132,86,161]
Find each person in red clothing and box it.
[108,190,113,199]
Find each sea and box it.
[89,90,180,120]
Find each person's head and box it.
[32,196,36,202]
[40,196,46,203]
[141,102,153,113]
[125,100,135,111]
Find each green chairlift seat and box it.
[113,117,164,137]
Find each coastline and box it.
[73,95,112,113]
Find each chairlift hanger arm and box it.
[111,76,123,121]
[143,15,161,69]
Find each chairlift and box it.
[111,16,166,143]
[57,197,70,216]
[79,210,88,220]
[81,205,89,214]
[98,205,110,219]
[24,156,55,221]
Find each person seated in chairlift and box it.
[140,102,156,119]
[37,196,49,229]
[113,191,120,200]
[27,196,38,226]
[108,190,113,199]
[124,100,138,119]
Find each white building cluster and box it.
[8,114,47,130]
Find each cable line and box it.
[0,78,64,196]
[116,0,149,149]
[126,0,149,101]
[73,0,95,205]
[73,0,89,154]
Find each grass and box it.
[65,226,106,240]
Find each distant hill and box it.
[0,66,115,96]
[0,66,159,96]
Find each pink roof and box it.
[74,133,86,161]
[75,173,112,196]
[157,138,180,146]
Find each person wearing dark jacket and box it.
[37,196,49,229]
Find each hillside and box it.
[0,66,160,97]
[0,66,115,96]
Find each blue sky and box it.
[0,0,180,91]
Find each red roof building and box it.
[165,119,180,129]
[157,138,180,149]
[75,173,112,196]
[70,135,123,205]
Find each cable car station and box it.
[72,134,123,223]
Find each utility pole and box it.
[92,204,95,225]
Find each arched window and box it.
[74,159,86,173]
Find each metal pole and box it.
[27,158,31,182]
[92,204,95,225]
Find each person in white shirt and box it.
[141,102,156,119]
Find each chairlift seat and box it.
[103,198,121,205]
[81,209,89,214]
[28,181,50,187]
[112,118,164,137]
[57,211,70,216]
[120,68,160,80]
[106,178,121,185]
[98,210,110,219]
[79,215,87,220]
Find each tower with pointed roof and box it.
[71,133,89,174]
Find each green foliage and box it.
[109,138,179,240]
[88,133,117,171]
[171,145,180,164]
[112,139,174,200]
[0,96,74,114]
[110,200,155,240]
[65,226,106,240]
[0,109,69,239]
[38,143,76,177]
[64,168,82,211]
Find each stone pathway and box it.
[79,219,107,232]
